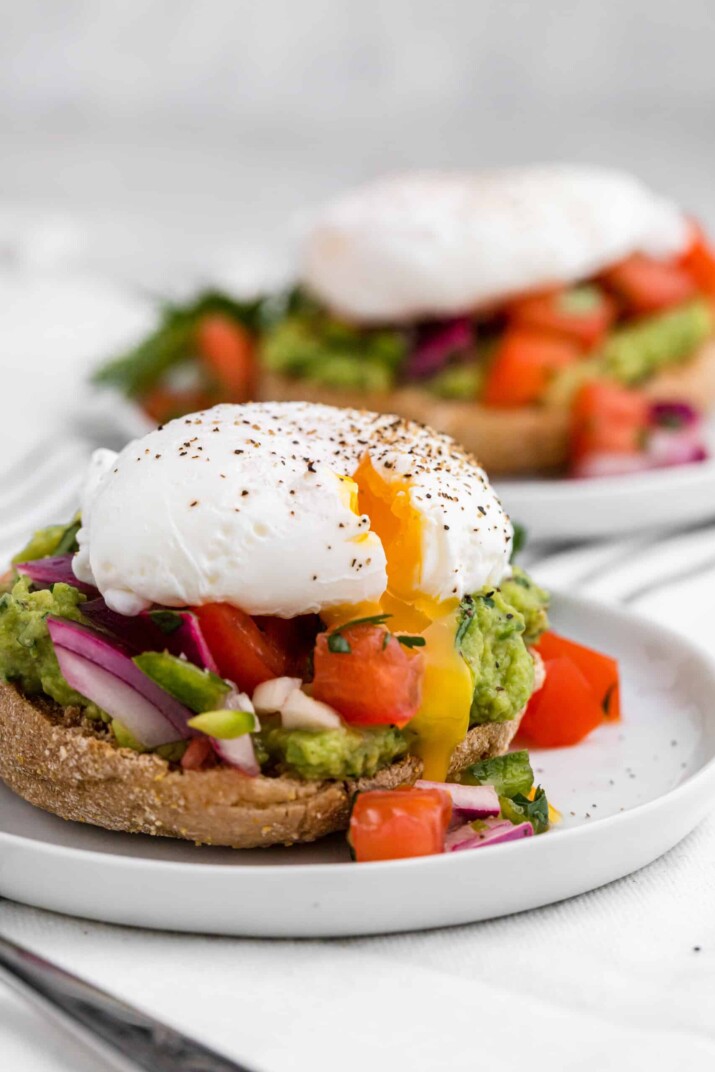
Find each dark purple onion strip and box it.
[82,600,219,672]
[15,555,97,597]
[405,317,473,380]
[649,401,700,429]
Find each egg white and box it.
[74,402,512,618]
[301,166,689,322]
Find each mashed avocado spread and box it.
[0,576,97,711]
[261,314,406,392]
[457,567,549,725]
[602,299,712,384]
[259,721,408,780]
[547,300,714,404]
[500,567,550,646]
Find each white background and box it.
[1,0,715,286]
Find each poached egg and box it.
[301,166,690,322]
[75,401,514,777]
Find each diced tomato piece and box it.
[193,604,289,693]
[483,329,581,407]
[253,614,322,677]
[140,387,214,424]
[181,737,216,770]
[600,253,697,315]
[536,631,620,721]
[520,656,605,747]
[349,787,452,862]
[570,381,650,462]
[196,314,257,401]
[312,624,424,726]
[679,225,715,298]
[507,287,615,350]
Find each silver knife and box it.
[0,933,258,1072]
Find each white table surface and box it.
[1,269,715,1072]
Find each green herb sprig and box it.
[499,787,550,834]
[327,613,425,655]
[396,635,426,648]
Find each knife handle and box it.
[0,934,256,1072]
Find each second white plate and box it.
[497,455,715,542]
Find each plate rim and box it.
[2,591,714,879]
[1,750,713,879]
[497,456,715,499]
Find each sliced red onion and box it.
[445,818,533,851]
[649,401,700,429]
[82,600,219,672]
[405,317,473,380]
[646,427,708,468]
[53,648,182,748]
[573,431,708,478]
[15,555,97,597]
[165,612,219,672]
[82,599,166,650]
[571,453,655,480]
[415,780,499,819]
[212,735,259,776]
[47,616,197,745]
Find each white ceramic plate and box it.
[497,448,715,542]
[1,593,714,938]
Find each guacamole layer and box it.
[0,556,548,777]
[457,568,549,726]
[259,722,409,780]
[0,576,97,712]
[261,299,713,402]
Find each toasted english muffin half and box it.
[0,680,526,849]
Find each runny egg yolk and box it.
[326,457,473,780]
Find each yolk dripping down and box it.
[328,458,473,780]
